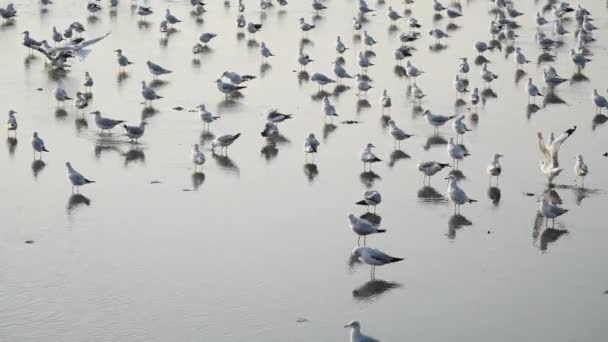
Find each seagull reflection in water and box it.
[360,171,381,188]
[212,152,240,176]
[448,214,472,239]
[303,163,319,183]
[352,279,402,302]
[191,172,205,190]
[67,193,91,212]
[31,159,46,178]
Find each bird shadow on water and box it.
[356,99,371,113]
[543,90,567,106]
[360,171,381,188]
[6,137,17,155]
[141,106,159,120]
[55,108,68,120]
[514,69,527,84]
[388,149,410,168]
[393,65,407,78]
[488,186,501,206]
[212,152,240,176]
[532,211,569,252]
[570,72,589,84]
[260,62,272,76]
[448,214,473,240]
[417,186,447,204]
[592,114,608,131]
[423,135,447,151]
[67,193,91,213]
[191,172,205,190]
[311,90,331,101]
[303,163,319,183]
[352,279,402,302]
[322,123,337,140]
[149,79,169,88]
[122,148,146,166]
[429,43,448,53]
[446,23,460,32]
[260,141,279,162]
[200,130,215,145]
[526,103,541,119]
[332,84,350,98]
[31,159,46,179]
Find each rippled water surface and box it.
[1,0,608,341]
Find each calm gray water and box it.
[1,0,608,341]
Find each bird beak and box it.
[444,177,449,180]
[344,324,351,328]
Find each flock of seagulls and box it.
[2,0,605,340]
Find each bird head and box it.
[344,321,361,329]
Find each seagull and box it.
[446,174,476,212]
[454,75,468,96]
[452,116,471,142]
[433,0,446,12]
[506,5,523,18]
[246,21,262,37]
[192,43,204,59]
[357,0,375,16]
[592,89,608,113]
[357,52,374,73]
[570,49,591,69]
[322,96,338,121]
[429,28,449,44]
[197,104,220,129]
[355,190,382,212]
[310,73,335,90]
[304,133,320,158]
[405,60,424,82]
[199,32,217,46]
[222,71,256,85]
[260,122,278,138]
[355,74,373,96]
[543,67,568,87]
[7,110,17,135]
[299,18,315,34]
[387,6,402,22]
[412,83,426,102]
[553,20,569,36]
[31,132,49,159]
[52,26,63,46]
[380,89,391,113]
[297,48,314,70]
[266,109,292,124]
[74,92,88,114]
[363,31,377,49]
[514,47,530,69]
[360,143,381,171]
[123,122,147,143]
[408,17,421,32]
[469,88,480,109]
[348,213,386,245]
[417,160,451,184]
[336,36,348,54]
[212,133,241,154]
[446,8,462,21]
[352,17,362,31]
[538,126,576,183]
[387,120,412,148]
[474,41,492,55]
[236,15,246,29]
[87,1,102,14]
[487,153,503,185]
[447,137,470,166]
[458,57,469,77]
[527,78,543,104]
[164,9,182,27]
[344,321,380,342]
[192,144,206,171]
[66,162,94,193]
[481,63,499,84]
[333,59,355,83]
[312,0,326,13]
[137,6,153,20]
[90,111,126,134]
[22,31,43,50]
[351,246,403,278]
[539,198,568,227]
[574,154,589,186]
[536,12,549,26]
[83,71,94,92]
[215,79,246,99]
[115,49,134,71]
[146,61,172,79]
[260,42,274,62]
[54,82,72,106]
[141,81,163,106]
[422,110,456,133]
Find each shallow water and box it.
[1,0,608,341]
